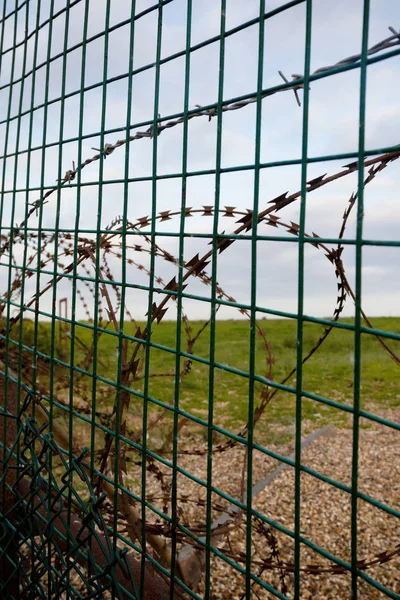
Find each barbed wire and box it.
[1,22,400,600]
[1,26,399,260]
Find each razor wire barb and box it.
[0,25,400,257]
[1,4,400,600]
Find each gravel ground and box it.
[152,408,400,599]
[14,405,399,599]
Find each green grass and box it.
[7,316,400,447]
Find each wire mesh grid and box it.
[0,1,399,598]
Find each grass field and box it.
[9,316,400,448]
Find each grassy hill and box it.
[4,316,399,446]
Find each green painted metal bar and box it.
[2,221,400,251]
[66,6,90,592]
[245,1,265,597]
[50,4,72,594]
[35,1,57,596]
[0,0,21,538]
[352,2,370,597]
[204,3,226,597]
[169,0,194,596]
[294,1,312,595]
[139,2,164,596]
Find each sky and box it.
[0,0,399,324]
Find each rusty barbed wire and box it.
[1,145,399,487]
[2,388,398,598]
[1,26,399,261]
[3,141,399,463]
[1,23,400,600]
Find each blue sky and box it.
[0,0,399,322]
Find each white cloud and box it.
[1,0,399,322]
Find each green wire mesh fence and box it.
[1,0,400,598]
